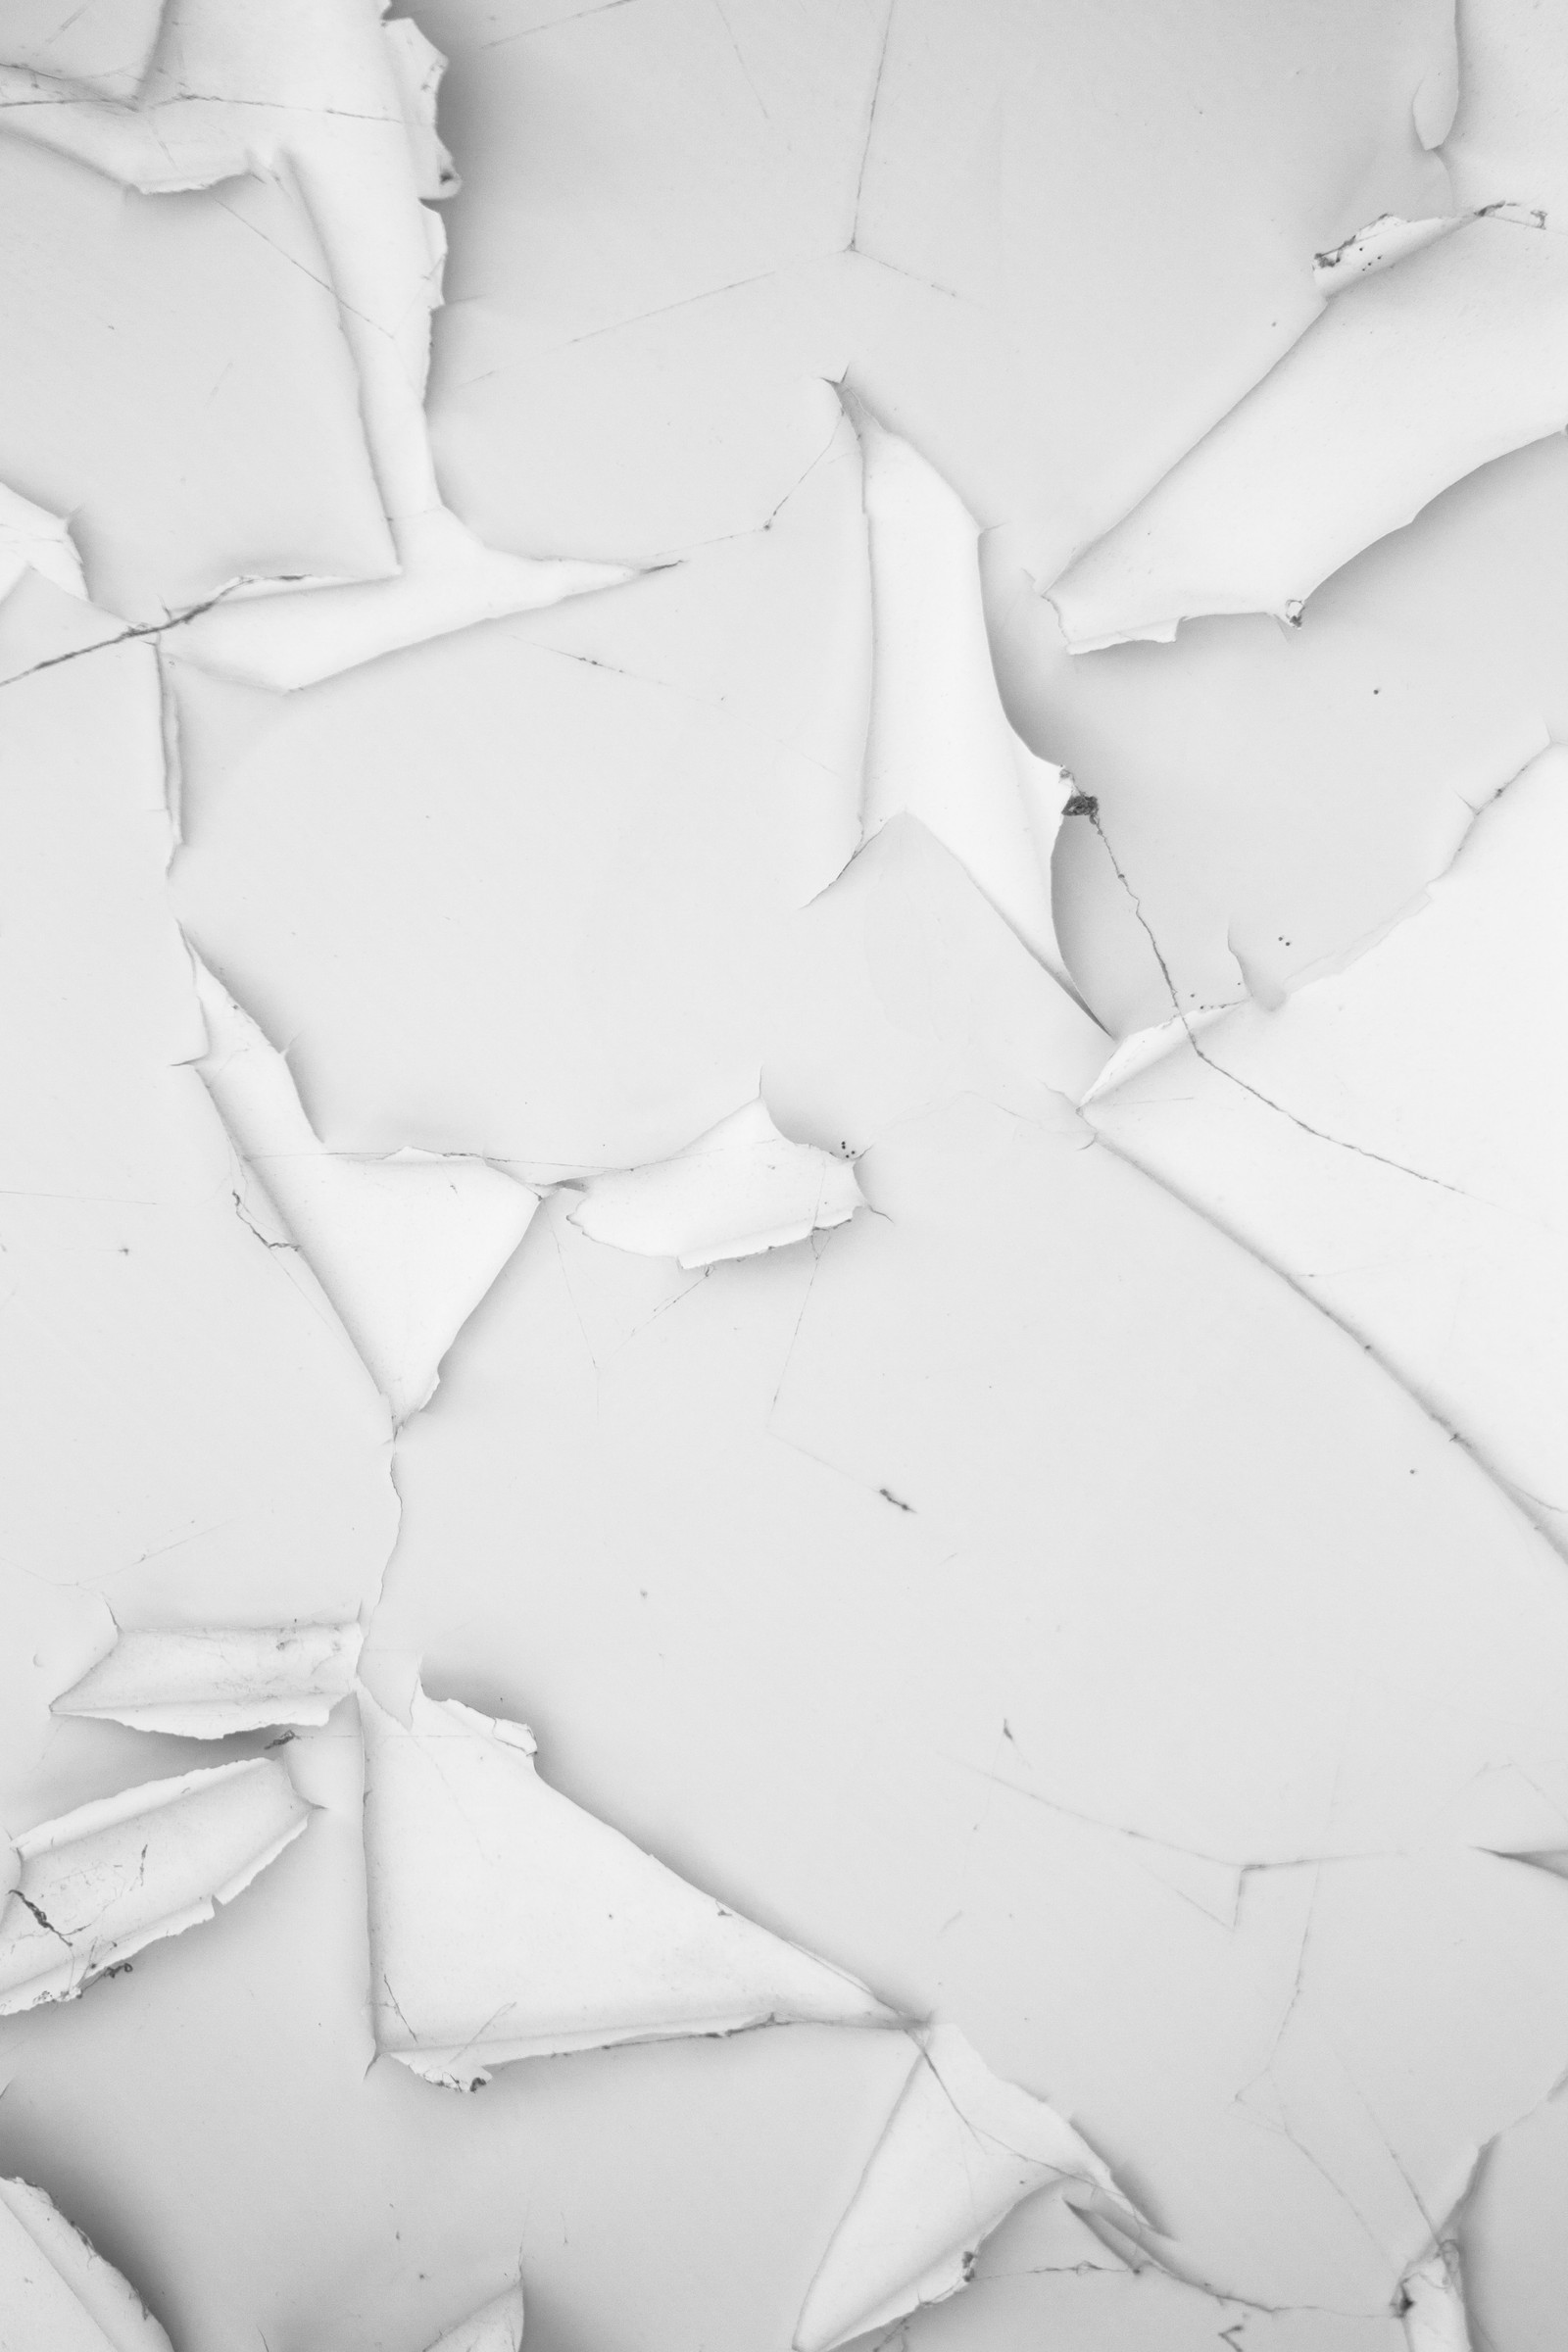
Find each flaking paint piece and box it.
[1083,741,1568,1544]
[1312,213,1460,291]
[52,1621,363,1738]
[188,950,537,1422]
[424,2280,526,2352]
[361,1683,898,2087]
[566,1098,863,1270]
[1050,215,1568,648]
[0,482,85,606]
[0,2177,172,2352]
[0,1755,310,2015]
[793,2022,1146,2352]
[838,386,1072,983]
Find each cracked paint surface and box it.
[1,2,1566,2348]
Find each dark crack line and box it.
[12,1890,70,1946]
[0,584,244,691]
[1090,1125,1568,1565]
[848,0,896,249]
[1077,799,1471,1200]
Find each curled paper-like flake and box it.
[1084,742,1568,1545]
[794,2023,1145,2352]
[838,386,1071,982]
[0,481,85,606]
[1312,212,1460,291]
[424,2281,526,2352]
[1051,216,1568,647]
[0,1757,310,2015]
[566,1098,863,1270]
[0,2177,172,2351]
[1399,2240,1472,2351]
[52,1622,363,1738]
[361,1684,896,2086]
[189,951,536,1422]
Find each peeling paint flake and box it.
[1052,217,1568,648]
[361,1682,896,2084]
[796,2023,1146,2351]
[51,1620,363,1737]
[567,1097,863,1268]
[189,951,537,1421]
[0,1757,310,2013]
[4,0,1567,2345]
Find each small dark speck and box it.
[879,1487,914,1513]
[1062,792,1099,819]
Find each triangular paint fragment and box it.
[189,950,536,1421]
[361,1685,897,2085]
[795,2023,1142,2352]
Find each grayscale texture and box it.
[1,4,1564,2348]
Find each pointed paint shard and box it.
[795,2023,1144,2352]
[838,387,1071,982]
[0,2178,172,2351]
[0,481,86,606]
[1084,742,1568,1546]
[1400,2239,1472,2352]
[361,1684,896,2086]
[1051,216,1568,647]
[52,1622,363,1738]
[0,1757,310,2015]
[567,1098,863,1270]
[424,2280,526,2352]
[189,950,536,1421]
